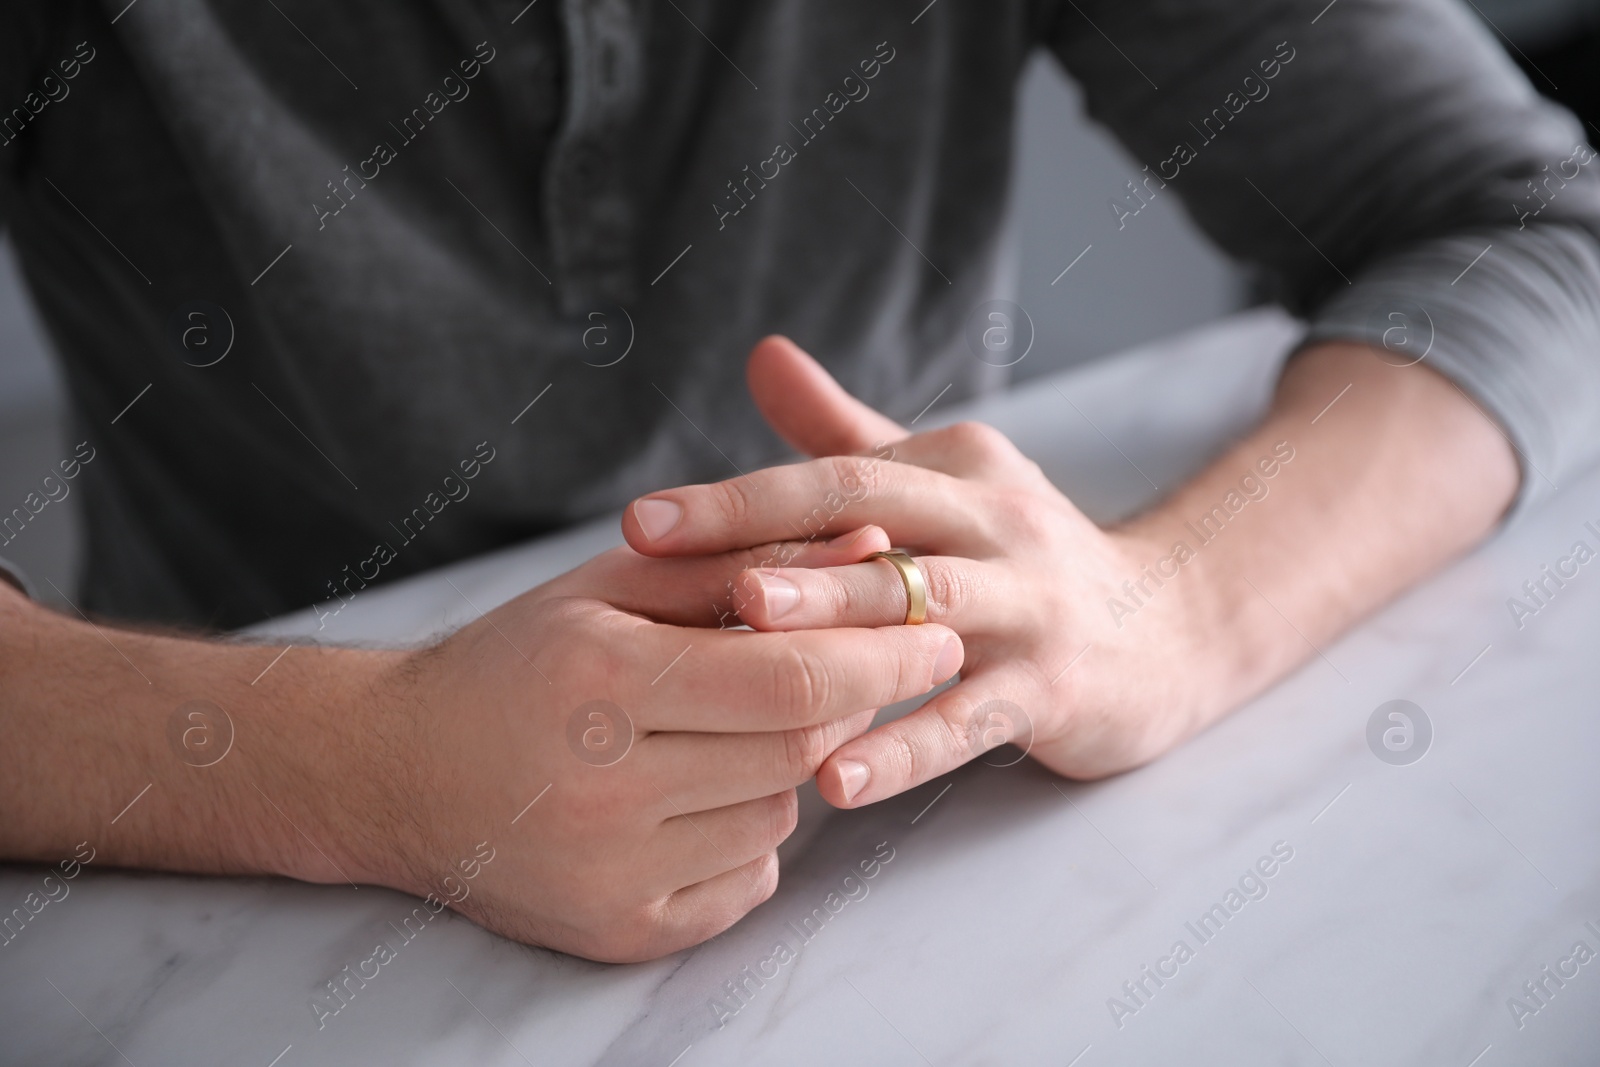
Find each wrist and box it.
[1106,517,1259,718]
[257,644,430,894]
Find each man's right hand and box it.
[358,533,961,961]
[0,529,961,963]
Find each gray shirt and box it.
[1472,0,1598,45]
[3,0,1598,629]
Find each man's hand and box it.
[0,528,961,963]
[623,335,1519,806]
[375,536,960,961]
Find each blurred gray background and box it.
[4,0,1593,607]
[0,230,76,607]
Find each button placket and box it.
[547,0,642,314]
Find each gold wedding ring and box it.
[866,549,928,626]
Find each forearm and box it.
[0,584,402,885]
[1117,341,1519,729]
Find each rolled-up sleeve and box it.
[1043,0,1600,515]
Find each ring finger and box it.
[733,555,1018,634]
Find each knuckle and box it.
[537,593,594,635]
[708,478,756,530]
[885,709,966,787]
[749,851,781,905]
[538,599,609,675]
[825,454,883,506]
[778,722,832,782]
[824,453,872,489]
[766,790,800,847]
[938,703,977,760]
[989,487,1052,543]
[769,644,831,720]
[918,560,977,620]
[886,727,925,784]
[945,420,1016,465]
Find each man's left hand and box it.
[622,336,1215,806]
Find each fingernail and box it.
[932,637,962,684]
[634,498,682,541]
[837,759,871,803]
[756,574,800,620]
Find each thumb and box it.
[746,335,907,458]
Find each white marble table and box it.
[4,308,1598,1066]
